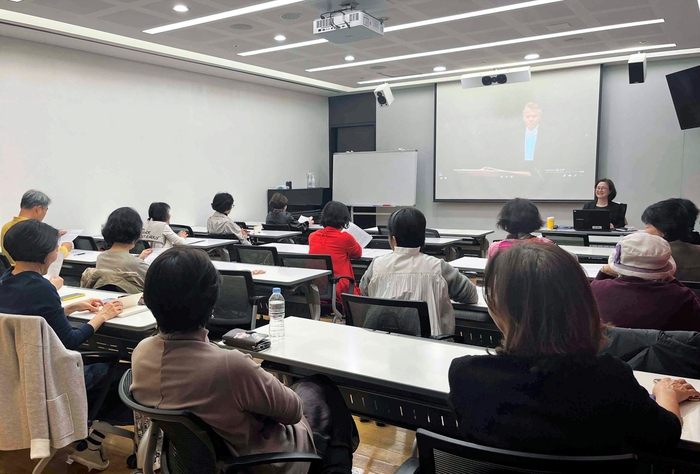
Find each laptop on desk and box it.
[573,209,611,231]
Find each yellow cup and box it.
[547,216,555,230]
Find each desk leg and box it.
[303,283,321,321]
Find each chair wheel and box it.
[127,454,137,469]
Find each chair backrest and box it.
[0,254,11,273]
[681,280,700,299]
[619,203,628,221]
[377,225,388,236]
[73,236,99,251]
[279,254,333,300]
[129,240,151,255]
[367,238,392,250]
[541,233,590,247]
[119,370,226,474]
[425,228,441,238]
[210,270,257,333]
[170,224,194,237]
[341,294,431,338]
[262,223,292,231]
[95,284,127,293]
[235,221,248,229]
[414,429,637,474]
[233,245,280,266]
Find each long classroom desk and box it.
[192,226,308,241]
[450,256,604,280]
[223,317,700,464]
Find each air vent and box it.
[546,22,572,32]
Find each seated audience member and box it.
[141,202,187,249]
[130,247,357,474]
[643,199,700,282]
[488,198,553,258]
[674,198,700,245]
[97,207,152,282]
[206,192,251,245]
[0,219,124,470]
[449,241,696,455]
[582,178,627,228]
[591,232,700,332]
[1,189,73,269]
[309,201,362,303]
[266,192,312,231]
[359,208,478,335]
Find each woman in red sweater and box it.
[309,201,362,304]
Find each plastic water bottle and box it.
[269,288,285,341]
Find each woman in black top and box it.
[582,178,627,228]
[448,242,697,456]
[266,192,312,231]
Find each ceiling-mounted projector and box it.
[313,9,384,44]
[461,66,531,89]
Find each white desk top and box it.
[261,243,392,260]
[64,250,101,264]
[249,230,302,239]
[423,237,464,246]
[560,245,614,258]
[192,226,208,234]
[212,261,330,287]
[450,257,603,280]
[243,318,700,446]
[185,238,238,249]
[366,227,493,239]
[59,286,156,331]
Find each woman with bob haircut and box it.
[98,207,152,281]
[207,192,251,245]
[266,192,312,231]
[487,198,553,258]
[141,202,188,249]
[582,178,627,228]
[131,247,358,474]
[309,201,362,302]
[448,242,696,455]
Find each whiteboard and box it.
[332,151,418,206]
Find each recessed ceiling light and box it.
[8,0,22,2]
[345,55,355,61]
[236,0,564,57]
[356,43,676,85]
[433,66,447,72]
[274,34,286,41]
[524,53,540,60]
[144,0,304,34]
[307,19,665,72]
[173,4,189,13]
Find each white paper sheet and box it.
[343,222,373,248]
[298,216,311,224]
[59,229,83,245]
[144,248,167,265]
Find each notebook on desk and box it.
[573,209,611,231]
[102,292,149,318]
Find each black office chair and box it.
[541,232,590,247]
[425,228,440,238]
[367,237,392,250]
[377,225,389,236]
[452,304,502,348]
[395,429,637,474]
[74,236,99,251]
[118,370,321,474]
[130,240,151,255]
[619,203,628,227]
[342,294,458,341]
[232,245,280,266]
[207,270,265,339]
[170,224,193,237]
[279,254,354,322]
[0,254,11,273]
[235,221,248,230]
[95,284,128,293]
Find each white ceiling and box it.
[1,0,699,94]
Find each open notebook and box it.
[102,292,149,318]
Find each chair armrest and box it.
[431,334,464,343]
[249,295,266,306]
[329,276,355,285]
[220,452,322,473]
[394,457,420,474]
